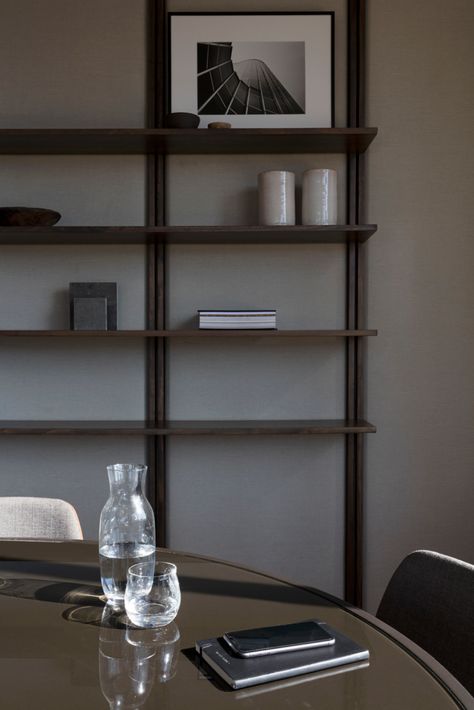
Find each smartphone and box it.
[223,620,335,657]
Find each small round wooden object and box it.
[207,122,232,129]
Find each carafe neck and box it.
[106,464,147,497]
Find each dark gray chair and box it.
[377,550,474,695]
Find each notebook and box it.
[196,621,369,690]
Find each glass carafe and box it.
[99,463,156,605]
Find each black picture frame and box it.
[168,12,335,128]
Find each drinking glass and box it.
[125,562,181,628]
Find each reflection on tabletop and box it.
[0,573,105,605]
[99,604,180,709]
[64,603,181,709]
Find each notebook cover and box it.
[196,622,369,690]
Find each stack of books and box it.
[198,309,277,330]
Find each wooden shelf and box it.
[0,224,377,245]
[0,329,377,338]
[0,419,377,435]
[0,128,378,155]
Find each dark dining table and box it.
[0,540,471,709]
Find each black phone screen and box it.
[223,620,335,657]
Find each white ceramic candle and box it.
[302,169,337,225]
[258,170,295,226]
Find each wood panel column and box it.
[146,0,167,546]
[345,0,366,606]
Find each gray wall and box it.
[365,0,474,609]
[0,0,149,540]
[0,0,472,611]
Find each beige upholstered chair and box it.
[0,497,83,540]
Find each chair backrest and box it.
[377,549,474,694]
[0,497,83,540]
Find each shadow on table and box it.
[0,576,105,606]
[0,559,100,583]
[0,574,333,609]
[0,559,334,608]
[179,576,334,607]
[182,647,233,693]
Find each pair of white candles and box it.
[258,169,337,226]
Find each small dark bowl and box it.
[0,207,61,226]
[165,112,200,129]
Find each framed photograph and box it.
[169,12,334,128]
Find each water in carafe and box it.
[99,464,156,604]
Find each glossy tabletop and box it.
[0,541,471,709]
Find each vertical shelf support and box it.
[146,0,167,546]
[345,0,366,606]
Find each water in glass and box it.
[125,562,181,628]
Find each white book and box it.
[200,318,276,322]
[200,324,276,329]
[199,309,276,330]
[199,310,276,316]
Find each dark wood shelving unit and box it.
[0,329,377,338]
[0,224,377,245]
[0,0,374,607]
[0,419,376,436]
[0,127,377,156]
